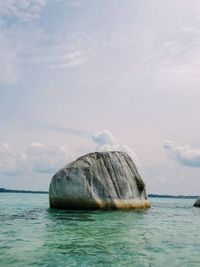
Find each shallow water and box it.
[0,193,200,267]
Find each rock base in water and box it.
[50,198,150,210]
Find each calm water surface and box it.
[0,193,200,267]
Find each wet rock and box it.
[49,151,150,210]
[194,197,200,207]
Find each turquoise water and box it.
[0,194,200,267]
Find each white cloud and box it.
[92,130,115,146]
[164,140,200,167]
[0,130,137,176]
[0,25,20,85]
[0,0,47,85]
[26,142,74,173]
[0,2,90,85]
[48,50,88,69]
[0,0,46,22]
[0,142,26,175]
[31,32,94,70]
[67,0,83,8]
[0,142,74,175]
[92,130,137,161]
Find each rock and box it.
[49,151,150,210]
[194,197,200,207]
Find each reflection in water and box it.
[47,208,95,222]
[43,208,152,266]
[1,208,45,222]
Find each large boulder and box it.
[49,151,150,210]
[194,197,200,207]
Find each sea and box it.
[0,193,200,267]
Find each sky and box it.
[0,0,200,195]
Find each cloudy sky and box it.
[1,0,200,195]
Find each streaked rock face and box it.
[194,197,200,207]
[49,151,150,210]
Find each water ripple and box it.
[0,194,200,266]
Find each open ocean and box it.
[0,193,200,267]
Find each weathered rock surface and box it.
[49,151,150,210]
[194,197,200,207]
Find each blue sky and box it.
[1,0,200,194]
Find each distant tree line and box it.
[148,194,198,199]
[0,188,48,194]
[0,188,198,198]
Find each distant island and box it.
[148,194,198,199]
[0,188,48,194]
[0,188,198,199]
